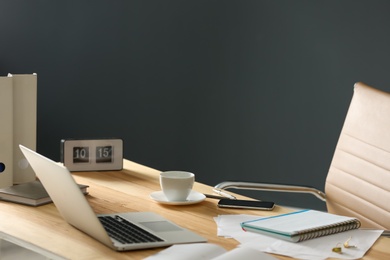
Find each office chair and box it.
[214,82,390,230]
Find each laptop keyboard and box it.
[98,215,164,244]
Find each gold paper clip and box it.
[332,243,343,254]
[344,236,357,248]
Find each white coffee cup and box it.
[160,171,195,201]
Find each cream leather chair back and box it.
[325,82,390,229]
[215,82,390,230]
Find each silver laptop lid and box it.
[19,145,114,249]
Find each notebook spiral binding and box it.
[296,219,361,242]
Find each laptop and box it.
[19,145,206,251]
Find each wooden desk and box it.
[0,159,388,259]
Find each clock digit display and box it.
[96,146,113,163]
[73,146,90,163]
[62,139,123,171]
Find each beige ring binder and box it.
[0,73,37,188]
[9,73,37,184]
[0,77,14,188]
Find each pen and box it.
[212,189,237,200]
[360,228,390,237]
[382,230,390,237]
[204,194,231,200]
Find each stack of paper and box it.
[214,214,383,259]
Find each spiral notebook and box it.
[241,209,361,242]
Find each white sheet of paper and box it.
[144,243,227,260]
[144,243,278,260]
[265,229,383,259]
[213,247,277,260]
[214,214,262,238]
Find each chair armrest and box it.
[214,181,326,202]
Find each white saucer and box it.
[150,190,206,205]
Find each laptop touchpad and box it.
[140,221,182,232]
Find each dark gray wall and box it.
[2,1,390,210]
